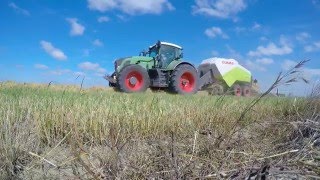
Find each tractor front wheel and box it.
[170,64,198,95]
[117,65,150,93]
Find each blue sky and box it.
[0,0,320,95]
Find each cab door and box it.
[159,45,178,69]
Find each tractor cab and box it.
[147,41,183,69]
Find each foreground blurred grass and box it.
[0,82,298,142]
[0,82,314,179]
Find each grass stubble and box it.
[0,60,319,179]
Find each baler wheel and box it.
[242,85,251,97]
[117,65,150,93]
[170,64,198,95]
[232,84,242,97]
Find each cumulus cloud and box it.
[296,32,311,42]
[50,69,71,76]
[282,60,320,79]
[87,0,174,15]
[245,60,266,72]
[8,2,30,16]
[205,27,229,39]
[248,36,293,57]
[66,18,85,36]
[282,60,297,71]
[245,58,274,72]
[34,64,49,70]
[304,41,320,52]
[74,71,86,76]
[97,16,110,23]
[78,62,100,71]
[40,41,67,60]
[251,22,261,30]
[93,39,104,47]
[256,58,274,65]
[192,0,247,19]
[248,43,292,56]
[78,61,107,76]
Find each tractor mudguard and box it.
[167,60,197,71]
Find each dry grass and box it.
[0,61,319,179]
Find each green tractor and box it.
[105,41,199,94]
[104,41,257,96]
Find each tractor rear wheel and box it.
[242,85,251,97]
[117,65,150,93]
[232,84,242,97]
[170,64,198,95]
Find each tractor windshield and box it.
[148,46,158,58]
[159,45,182,67]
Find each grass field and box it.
[0,81,319,179]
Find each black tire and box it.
[242,85,251,97]
[117,65,150,93]
[208,84,224,96]
[169,64,198,95]
[232,84,242,97]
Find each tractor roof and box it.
[161,42,182,49]
[150,42,183,50]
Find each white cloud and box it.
[304,41,320,52]
[282,60,297,71]
[296,32,311,42]
[192,0,247,19]
[312,0,320,5]
[282,60,320,79]
[256,58,274,65]
[251,22,261,30]
[260,36,268,41]
[93,39,104,47]
[97,67,107,73]
[87,0,174,15]
[40,41,67,60]
[66,18,85,36]
[50,69,71,76]
[245,58,273,72]
[34,64,49,70]
[248,37,293,57]
[205,27,229,39]
[74,71,86,76]
[78,62,100,71]
[305,68,320,77]
[226,45,242,60]
[211,50,219,56]
[8,2,30,16]
[245,60,266,72]
[97,16,110,23]
[78,61,107,76]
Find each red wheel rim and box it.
[244,88,250,96]
[125,71,143,91]
[235,87,241,96]
[179,72,195,92]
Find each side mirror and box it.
[179,53,184,59]
[139,50,147,56]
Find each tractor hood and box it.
[114,56,154,72]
